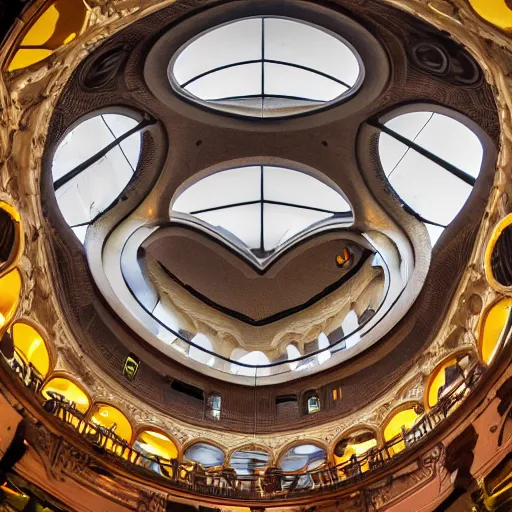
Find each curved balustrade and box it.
[34,362,484,501]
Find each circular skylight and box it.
[171,165,352,257]
[169,17,363,118]
[52,113,144,244]
[377,110,483,246]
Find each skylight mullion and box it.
[262,199,349,216]
[260,165,264,251]
[189,200,261,215]
[372,120,476,186]
[261,17,265,118]
[53,117,154,192]
[101,115,135,173]
[180,60,262,88]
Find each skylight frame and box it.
[168,15,365,119]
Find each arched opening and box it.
[278,444,327,490]
[89,404,133,454]
[479,297,512,365]
[468,0,512,30]
[383,406,421,455]
[333,429,378,476]
[42,377,90,414]
[52,113,143,244]
[0,202,22,274]
[426,353,472,409]
[8,0,88,71]
[133,430,178,477]
[229,447,270,476]
[183,442,225,469]
[0,270,21,332]
[378,109,484,246]
[10,322,50,379]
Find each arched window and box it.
[133,430,178,476]
[229,447,270,476]
[383,406,421,455]
[279,444,326,472]
[170,17,362,118]
[0,270,21,331]
[479,297,512,365]
[10,322,50,378]
[333,429,377,474]
[426,354,472,408]
[183,442,225,469]
[7,0,88,71]
[172,165,351,260]
[305,393,321,415]
[42,377,90,414]
[90,404,133,453]
[468,0,512,30]
[377,110,484,246]
[0,202,22,274]
[52,113,145,244]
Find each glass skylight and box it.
[52,113,144,244]
[171,166,352,256]
[170,17,362,118]
[377,111,483,246]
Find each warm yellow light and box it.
[0,313,5,328]
[469,0,512,30]
[428,358,458,408]
[0,270,21,330]
[91,405,132,443]
[135,431,178,460]
[42,377,90,413]
[8,0,88,71]
[12,323,50,377]
[480,297,512,365]
[383,408,419,455]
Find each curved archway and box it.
[479,297,512,365]
[228,445,271,476]
[183,442,225,469]
[42,376,90,413]
[0,202,23,277]
[89,403,133,452]
[0,269,21,333]
[382,404,421,455]
[426,352,473,409]
[277,443,327,473]
[10,321,50,378]
[133,430,179,477]
[332,427,378,475]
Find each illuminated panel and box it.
[479,297,512,364]
[469,0,512,30]
[383,407,420,454]
[90,404,133,448]
[333,430,377,475]
[134,431,178,460]
[8,0,87,71]
[11,322,49,377]
[42,377,90,413]
[0,270,21,330]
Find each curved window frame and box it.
[51,110,154,244]
[168,16,365,119]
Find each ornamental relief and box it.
[0,0,511,457]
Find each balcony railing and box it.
[32,362,484,501]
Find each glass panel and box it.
[469,0,512,30]
[263,166,349,212]
[42,378,90,413]
[100,114,141,170]
[8,0,87,71]
[386,146,473,226]
[90,405,133,443]
[172,167,261,213]
[263,204,330,249]
[134,431,178,459]
[264,18,360,85]
[425,224,444,247]
[413,113,483,178]
[195,203,261,249]
[230,449,270,475]
[185,63,262,101]
[264,62,345,102]
[184,443,225,468]
[480,297,512,365]
[0,270,21,330]
[72,225,88,244]
[378,132,411,176]
[189,333,215,366]
[384,408,420,454]
[280,444,326,472]
[385,111,434,140]
[11,323,50,377]
[173,18,262,85]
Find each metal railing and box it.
[36,362,485,501]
